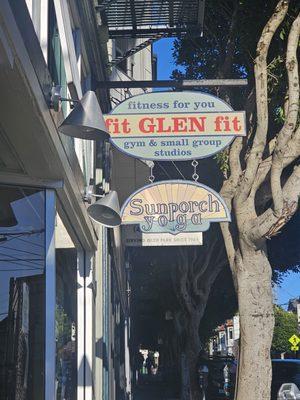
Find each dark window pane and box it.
[55,217,77,400]
[48,0,67,115]
[0,185,45,400]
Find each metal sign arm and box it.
[97,79,248,89]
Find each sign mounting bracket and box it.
[97,79,248,89]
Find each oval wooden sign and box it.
[105,91,246,161]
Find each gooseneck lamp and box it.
[51,87,110,141]
[87,191,121,228]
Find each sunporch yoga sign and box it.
[105,91,246,161]
[121,181,230,235]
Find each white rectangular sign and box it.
[122,225,203,247]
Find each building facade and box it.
[209,316,240,357]
[0,1,152,399]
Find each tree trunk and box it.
[181,319,202,400]
[234,243,275,400]
[181,352,190,400]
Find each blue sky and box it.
[153,38,178,80]
[274,272,300,308]
[153,38,300,308]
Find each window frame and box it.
[43,189,94,400]
[45,190,56,400]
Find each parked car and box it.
[272,359,300,400]
[199,357,300,399]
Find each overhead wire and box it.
[156,162,172,180]
[0,268,43,272]
[0,259,44,270]
[278,286,298,300]
[13,236,44,249]
[0,228,44,236]
[171,161,186,180]
[0,258,44,263]
[0,264,44,271]
[0,250,44,267]
[0,234,28,246]
[0,244,42,257]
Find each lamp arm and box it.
[83,192,104,204]
[50,85,79,111]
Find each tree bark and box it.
[187,319,202,400]
[181,317,202,400]
[173,242,226,399]
[234,242,274,400]
[219,3,296,400]
[181,352,190,400]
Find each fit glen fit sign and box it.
[121,181,231,235]
[105,92,246,161]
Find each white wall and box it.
[108,38,153,103]
[233,315,240,340]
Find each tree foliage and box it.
[272,306,298,353]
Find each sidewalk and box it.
[133,384,165,400]
[132,380,179,400]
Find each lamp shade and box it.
[87,191,121,227]
[58,91,110,140]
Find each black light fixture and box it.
[51,88,110,141]
[87,190,121,228]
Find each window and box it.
[55,215,77,400]
[116,48,127,75]
[152,54,157,81]
[130,62,134,78]
[229,329,233,340]
[0,185,46,400]
[48,0,68,115]
[81,57,91,94]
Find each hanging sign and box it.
[122,225,203,247]
[105,91,246,161]
[121,180,230,235]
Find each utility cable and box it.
[156,162,172,180]
[171,161,186,180]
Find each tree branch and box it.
[176,248,194,315]
[192,238,219,296]
[220,221,236,271]
[236,0,289,204]
[284,124,300,167]
[249,156,272,201]
[271,11,300,215]
[250,165,300,241]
